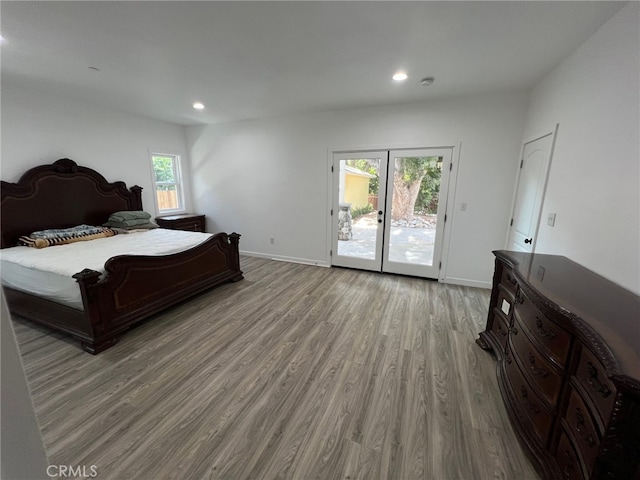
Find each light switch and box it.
[547,213,556,227]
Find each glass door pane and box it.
[332,152,388,271]
[387,155,442,266]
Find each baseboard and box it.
[240,250,330,268]
[443,276,492,289]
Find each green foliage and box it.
[153,156,176,191]
[414,158,442,214]
[351,204,374,220]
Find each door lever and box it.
[524,238,532,244]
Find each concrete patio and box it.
[337,213,437,265]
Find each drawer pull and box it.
[515,292,524,304]
[510,326,518,336]
[527,352,549,378]
[496,323,507,338]
[586,362,612,398]
[520,386,540,414]
[575,407,596,448]
[535,317,556,340]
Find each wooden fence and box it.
[157,190,178,210]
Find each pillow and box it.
[18,225,117,248]
[108,210,151,223]
[104,218,154,228]
[106,222,159,232]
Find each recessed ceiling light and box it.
[193,102,205,110]
[88,66,100,72]
[392,72,408,81]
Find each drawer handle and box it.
[527,352,549,378]
[506,273,517,285]
[575,407,597,448]
[509,326,518,336]
[586,362,612,398]
[520,386,540,414]
[562,450,575,479]
[535,317,556,340]
[515,292,524,304]
[496,323,507,338]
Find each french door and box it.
[331,148,453,279]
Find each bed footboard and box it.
[7,232,242,354]
[72,232,242,353]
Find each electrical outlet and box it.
[547,213,556,227]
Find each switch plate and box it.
[460,202,468,211]
[547,213,556,226]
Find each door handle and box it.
[524,238,532,244]
[378,211,383,215]
[378,219,382,224]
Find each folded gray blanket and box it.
[105,218,153,228]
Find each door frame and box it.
[504,124,559,252]
[326,143,461,282]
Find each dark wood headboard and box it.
[1,158,143,248]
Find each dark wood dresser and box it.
[155,214,205,232]
[478,250,640,480]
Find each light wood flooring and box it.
[13,256,539,480]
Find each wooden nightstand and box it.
[155,214,206,232]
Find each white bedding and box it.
[0,228,213,310]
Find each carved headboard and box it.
[1,158,143,248]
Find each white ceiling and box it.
[1,1,625,126]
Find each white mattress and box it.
[0,228,213,310]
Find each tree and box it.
[391,156,440,220]
[152,156,176,191]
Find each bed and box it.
[1,158,243,353]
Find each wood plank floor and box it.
[13,256,539,480]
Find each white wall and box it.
[523,2,640,294]
[1,81,191,217]
[187,91,529,287]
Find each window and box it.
[151,153,185,213]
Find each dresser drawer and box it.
[510,315,563,408]
[556,431,587,480]
[490,308,510,351]
[499,266,518,295]
[574,346,616,427]
[564,388,600,477]
[505,344,555,442]
[515,290,571,367]
[173,219,204,231]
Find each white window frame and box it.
[150,153,186,214]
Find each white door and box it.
[331,148,453,279]
[331,151,389,271]
[382,148,453,278]
[507,131,556,252]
